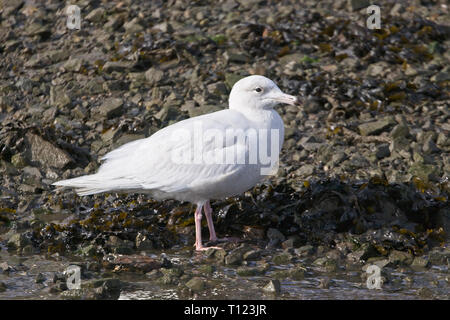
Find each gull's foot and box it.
[195,245,222,252]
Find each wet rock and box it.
[135,232,153,251]
[262,279,281,294]
[35,272,46,284]
[106,236,134,255]
[236,264,268,277]
[410,256,429,270]
[0,282,6,292]
[388,250,413,266]
[243,249,262,261]
[266,228,285,247]
[272,252,292,265]
[295,245,314,257]
[225,246,251,265]
[159,266,184,285]
[103,254,162,273]
[186,277,205,292]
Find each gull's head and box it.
[229,75,300,111]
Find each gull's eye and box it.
[254,87,262,93]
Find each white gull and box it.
[53,75,300,250]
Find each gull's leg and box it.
[204,200,217,241]
[194,204,205,250]
[204,201,240,244]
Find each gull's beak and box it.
[270,91,302,106]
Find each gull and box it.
[53,75,300,251]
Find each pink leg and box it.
[194,204,205,250]
[204,201,217,241]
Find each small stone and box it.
[272,253,292,265]
[358,117,395,136]
[94,98,124,119]
[25,133,74,169]
[35,272,46,284]
[262,279,281,294]
[349,0,370,11]
[186,277,205,292]
[376,144,390,159]
[145,68,165,86]
[85,7,105,22]
[388,250,413,266]
[410,256,429,270]
[62,57,84,72]
[102,61,133,73]
[11,153,27,169]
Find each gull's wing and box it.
[83,109,255,195]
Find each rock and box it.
[225,247,248,266]
[93,98,124,119]
[224,73,244,89]
[186,277,205,292]
[349,0,370,11]
[272,252,292,265]
[145,68,165,86]
[410,256,429,270]
[35,272,46,284]
[85,7,105,22]
[262,279,281,294]
[11,153,27,168]
[243,250,262,261]
[376,144,390,159]
[408,162,438,182]
[106,236,134,255]
[388,250,413,266]
[358,117,395,136]
[267,228,285,243]
[135,232,153,251]
[25,133,73,169]
[236,264,268,277]
[0,282,6,292]
[103,254,162,273]
[7,232,31,251]
[295,245,314,256]
[62,57,83,72]
[102,61,133,73]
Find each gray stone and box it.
[186,277,205,292]
[262,279,281,294]
[86,7,105,22]
[388,250,413,266]
[25,133,73,169]
[358,117,395,136]
[376,144,390,159]
[94,98,124,119]
[145,67,165,86]
[102,61,133,73]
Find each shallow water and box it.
[2,247,447,300]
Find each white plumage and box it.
[53,75,300,250]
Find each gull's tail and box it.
[52,174,118,196]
